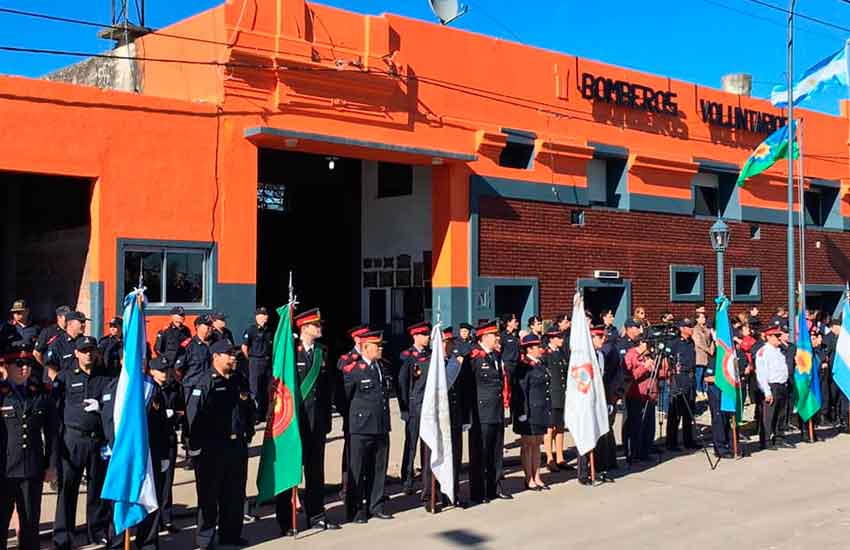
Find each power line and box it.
[701,0,843,40]
[740,0,850,34]
[465,1,524,43]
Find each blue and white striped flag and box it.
[101,289,158,533]
[832,296,850,402]
[771,42,850,109]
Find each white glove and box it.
[83,398,100,413]
[607,404,614,415]
[518,415,528,422]
[462,424,471,432]
[187,448,202,457]
[160,459,171,473]
[166,409,175,419]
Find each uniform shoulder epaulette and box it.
[342,360,359,374]
[180,337,192,348]
[470,348,485,359]
[297,345,303,352]
[46,334,59,346]
[401,350,411,359]
[757,347,766,357]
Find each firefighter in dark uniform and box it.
[513,334,550,492]
[542,328,569,471]
[499,314,521,378]
[342,330,393,523]
[154,306,192,369]
[99,357,171,550]
[468,320,510,504]
[336,325,368,500]
[276,308,340,534]
[455,323,475,358]
[398,321,431,496]
[52,336,112,549]
[0,348,57,550]
[179,315,214,391]
[241,307,274,422]
[586,325,617,482]
[45,310,88,381]
[616,319,642,456]
[4,299,40,350]
[421,327,470,510]
[186,339,255,549]
[34,305,70,368]
[98,317,123,378]
[667,318,699,451]
[210,312,235,345]
[150,354,184,534]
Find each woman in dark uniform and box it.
[542,328,569,471]
[512,334,551,491]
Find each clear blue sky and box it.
[0,0,847,114]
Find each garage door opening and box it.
[256,149,363,357]
[0,171,92,326]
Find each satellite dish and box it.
[429,0,468,25]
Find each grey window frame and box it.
[670,265,704,302]
[730,268,762,303]
[117,239,215,313]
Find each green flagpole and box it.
[786,0,797,342]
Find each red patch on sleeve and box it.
[471,348,485,359]
[180,338,192,348]
[412,350,419,357]
[401,350,410,358]
[47,335,58,346]
[350,353,359,360]
[343,362,357,373]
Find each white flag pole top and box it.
[564,292,610,456]
[418,323,455,503]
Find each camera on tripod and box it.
[644,323,676,357]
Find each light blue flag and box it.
[771,42,850,108]
[832,298,850,401]
[101,290,158,533]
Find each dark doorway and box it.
[0,171,92,326]
[256,150,362,359]
[581,282,629,326]
[494,285,532,321]
[806,288,844,320]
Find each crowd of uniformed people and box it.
[0,296,846,549]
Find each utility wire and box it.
[740,0,850,34]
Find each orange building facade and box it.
[0,0,848,347]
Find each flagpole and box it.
[786,0,797,343]
[287,270,298,536]
[731,420,738,458]
[124,531,130,550]
[797,118,807,331]
[589,451,596,485]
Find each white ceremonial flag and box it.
[564,292,610,456]
[419,324,455,503]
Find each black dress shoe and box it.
[454,499,468,509]
[557,462,575,471]
[524,483,541,492]
[495,492,513,500]
[402,485,415,496]
[540,484,551,491]
[314,519,341,530]
[481,498,491,504]
[598,473,615,483]
[353,513,368,524]
[163,523,181,534]
[284,528,298,537]
[372,511,394,520]
[578,477,592,486]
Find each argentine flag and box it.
[771,42,850,108]
[101,289,158,533]
[832,295,850,402]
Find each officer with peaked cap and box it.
[276,308,340,534]
[398,320,431,496]
[154,306,192,370]
[342,330,393,523]
[467,320,511,504]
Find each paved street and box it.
[24,401,850,550]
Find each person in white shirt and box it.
[755,324,790,449]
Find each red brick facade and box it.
[478,196,850,321]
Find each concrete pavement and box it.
[27,401,850,550]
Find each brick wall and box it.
[478,196,850,321]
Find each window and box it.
[750,224,761,240]
[731,268,761,302]
[692,172,735,218]
[587,156,627,208]
[570,210,585,226]
[498,128,536,169]
[257,182,287,211]
[670,265,704,302]
[122,244,211,307]
[804,185,839,228]
[377,162,413,198]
